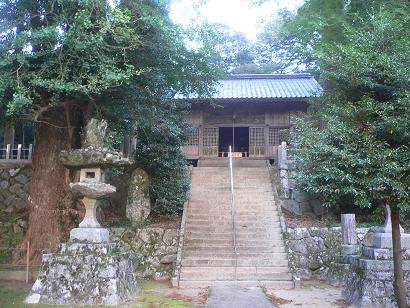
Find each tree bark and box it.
[19,107,83,263]
[391,205,407,308]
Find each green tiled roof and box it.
[176,74,322,100]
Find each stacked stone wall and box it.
[0,165,31,261]
[285,226,369,284]
[0,165,31,212]
[110,227,179,280]
[342,257,410,307]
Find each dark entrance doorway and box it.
[218,127,249,157]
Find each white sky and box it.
[170,0,304,41]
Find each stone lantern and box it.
[69,166,115,243]
[26,119,138,306]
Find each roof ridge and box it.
[227,73,312,80]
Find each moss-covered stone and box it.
[110,227,178,280]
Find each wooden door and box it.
[202,127,218,157]
[182,126,199,157]
[249,127,265,157]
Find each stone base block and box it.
[342,256,410,307]
[25,243,138,306]
[362,246,410,260]
[341,244,360,256]
[59,242,119,254]
[372,232,410,249]
[70,227,109,243]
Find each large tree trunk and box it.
[391,205,407,308]
[20,107,83,263]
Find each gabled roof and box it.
[175,74,322,101]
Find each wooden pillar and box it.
[341,213,360,256]
[198,125,203,157]
[264,125,269,157]
[341,214,358,245]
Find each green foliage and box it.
[134,103,190,215]
[276,0,410,72]
[290,9,410,215]
[0,0,143,117]
[0,0,223,216]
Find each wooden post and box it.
[25,240,30,283]
[341,214,358,245]
[17,144,22,160]
[6,144,11,160]
[341,214,360,256]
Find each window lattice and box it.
[269,128,280,145]
[186,127,199,146]
[269,128,290,145]
[249,127,265,147]
[203,127,218,147]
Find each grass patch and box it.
[0,279,194,308]
[132,291,193,308]
[0,280,73,308]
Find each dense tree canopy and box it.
[0,0,222,259]
[283,2,410,304]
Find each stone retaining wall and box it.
[110,227,179,280]
[0,165,31,213]
[0,165,31,261]
[342,257,410,307]
[285,226,369,284]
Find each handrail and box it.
[0,144,33,161]
[229,146,238,260]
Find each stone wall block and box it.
[108,227,179,279]
[9,168,21,177]
[14,174,29,185]
[1,170,10,180]
[0,180,9,189]
[292,228,310,240]
[162,229,178,246]
[287,226,369,284]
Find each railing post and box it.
[17,144,22,160]
[6,144,11,160]
[28,144,33,160]
[229,145,238,280]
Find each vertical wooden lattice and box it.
[269,128,290,145]
[202,127,218,156]
[183,127,200,156]
[249,127,265,156]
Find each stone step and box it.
[184,234,283,246]
[186,214,279,220]
[187,206,278,211]
[189,200,276,205]
[183,252,288,259]
[186,208,279,214]
[197,160,268,167]
[180,267,292,281]
[185,219,280,226]
[185,232,283,240]
[177,280,294,289]
[184,246,286,253]
[181,258,289,267]
[185,225,282,232]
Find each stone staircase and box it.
[176,161,294,288]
